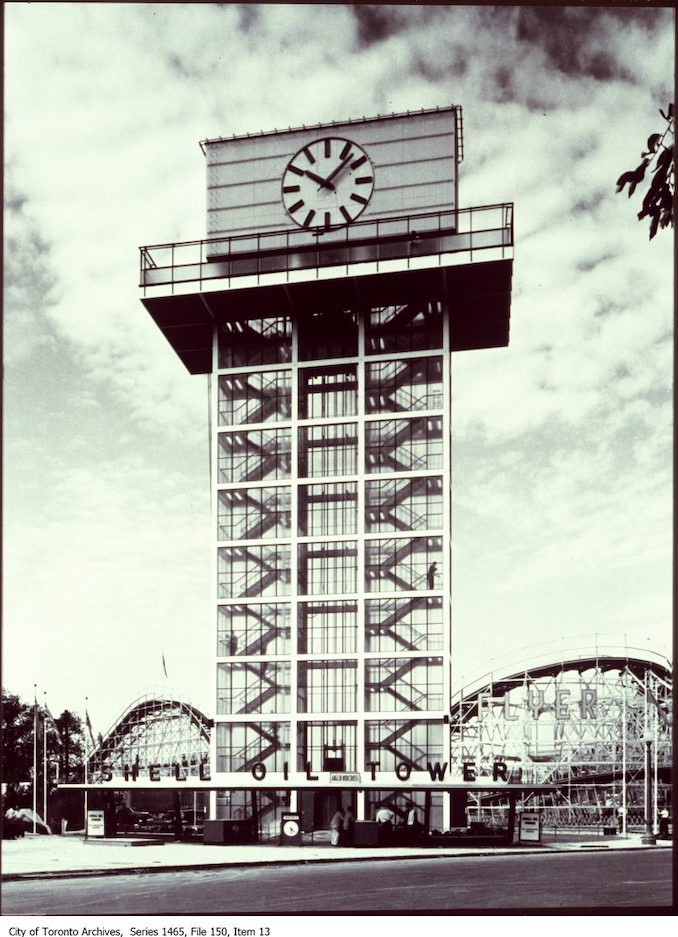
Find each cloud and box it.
[3,3,673,723]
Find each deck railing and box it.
[139,203,513,295]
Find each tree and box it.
[2,691,86,818]
[616,104,674,240]
[55,710,84,784]
[1,692,34,797]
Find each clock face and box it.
[281,137,375,230]
[283,820,299,836]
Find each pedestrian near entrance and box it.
[330,807,344,846]
[406,805,420,843]
[376,805,395,844]
[376,805,395,825]
[658,808,670,839]
[342,805,355,846]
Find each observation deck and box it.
[139,203,514,374]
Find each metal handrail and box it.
[139,202,514,293]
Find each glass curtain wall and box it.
[214,300,450,824]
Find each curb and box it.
[2,842,669,883]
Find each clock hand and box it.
[304,169,335,191]
[325,152,355,186]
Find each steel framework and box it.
[88,695,212,780]
[450,643,672,829]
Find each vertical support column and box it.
[290,311,300,798]
[441,299,452,832]
[356,305,366,819]
[506,790,517,846]
[424,790,432,835]
[210,327,220,817]
[356,789,365,824]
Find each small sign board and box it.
[329,772,361,784]
[279,812,303,846]
[87,809,105,838]
[519,811,541,843]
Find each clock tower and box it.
[139,106,513,838]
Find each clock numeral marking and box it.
[355,176,373,185]
[302,209,316,228]
[350,193,368,206]
[351,155,367,170]
[303,146,315,165]
[288,199,305,213]
[288,165,304,176]
[324,139,331,158]
[324,211,331,230]
[283,185,301,193]
[340,141,352,159]
[340,205,352,223]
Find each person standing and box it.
[658,807,670,839]
[406,804,420,843]
[342,805,355,846]
[330,806,344,847]
[427,562,437,589]
[376,804,394,844]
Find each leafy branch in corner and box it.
[616,103,674,240]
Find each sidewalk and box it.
[2,831,671,881]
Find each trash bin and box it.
[203,818,257,845]
[352,821,379,846]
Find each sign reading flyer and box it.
[519,811,541,843]
[87,809,105,838]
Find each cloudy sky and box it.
[4,3,673,736]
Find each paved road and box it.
[2,850,672,913]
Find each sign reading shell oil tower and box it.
[139,105,514,836]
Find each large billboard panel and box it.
[203,106,460,240]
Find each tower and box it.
[139,106,513,836]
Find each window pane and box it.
[217,662,291,714]
[365,357,443,413]
[366,302,443,355]
[298,309,358,360]
[297,662,357,713]
[365,536,442,592]
[298,482,357,536]
[298,601,357,654]
[218,316,291,368]
[216,722,290,771]
[218,429,291,483]
[299,423,357,477]
[365,597,443,652]
[297,722,357,772]
[218,371,291,425]
[218,487,291,541]
[365,477,443,533]
[365,657,443,711]
[298,541,358,595]
[218,545,291,598]
[299,365,357,419]
[365,720,444,771]
[365,417,442,474]
[217,603,291,656]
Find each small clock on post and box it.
[281,136,375,230]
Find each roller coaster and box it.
[449,639,672,828]
[88,694,212,779]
